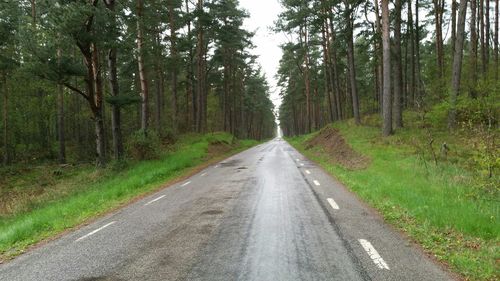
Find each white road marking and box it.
[327,198,340,210]
[305,170,311,174]
[296,158,300,161]
[215,164,219,168]
[200,172,207,177]
[300,163,305,166]
[181,181,191,187]
[76,221,116,242]
[144,195,166,206]
[358,239,390,270]
[313,180,320,186]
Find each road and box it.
[0,139,454,281]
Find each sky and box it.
[238,0,286,112]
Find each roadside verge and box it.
[0,133,259,262]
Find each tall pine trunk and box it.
[92,43,106,167]
[195,0,205,133]
[495,0,499,79]
[415,0,423,101]
[344,2,360,124]
[394,0,403,129]
[104,0,124,160]
[168,1,178,133]
[2,73,8,165]
[381,0,392,136]
[449,0,468,129]
[136,0,149,132]
[480,0,486,73]
[485,0,490,70]
[433,0,445,78]
[301,24,312,133]
[321,18,334,122]
[470,0,478,97]
[327,13,342,120]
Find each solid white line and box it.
[313,180,320,186]
[144,195,166,206]
[181,181,191,187]
[76,221,116,242]
[327,198,340,210]
[358,239,390,270]
[305,170,311,174]
[200,172,207,177]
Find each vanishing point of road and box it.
[0,139,454,281]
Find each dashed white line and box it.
[76,221,116,242]
[200,172,207,177]
[358,239,390,270]
[327,198,340,210]
[313,180,320,186]
[296,158,300,161]
[181,181,191,187]
[144,195,166,206]
[305,170,311,174]
[300,163,304,166]
[215,164,219,168]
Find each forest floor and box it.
[0,132,259,261]
[287,112,499,281]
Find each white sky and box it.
[239,0,286,111]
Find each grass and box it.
[287,116,499,281]
[0,132,258,260]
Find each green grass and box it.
[288,121,499,281]
[0,132,258,259]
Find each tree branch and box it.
[63,83,89,101]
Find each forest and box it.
[276,1,498,278]
[0,0,276,167]
[277,0,498,138]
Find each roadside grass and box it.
[287,118,499,281]
[0,132,258,259]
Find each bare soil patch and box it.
[207,140,235,158]
[305,127,370,170]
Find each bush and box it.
[126,130,161,160]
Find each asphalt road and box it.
[0,139,454,281]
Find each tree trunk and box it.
[301,24,312,133]
[449,0,468,129]
[185,0,195,131]
[394,0,403,129]
[195,0,205,133]
[433,0,445,78]
[485,0,490,70]
[91,43,106,166]
[57,52,66,164]
[321,18,335,123]
[154,34,163,134]
[408,0,416,106]
[30,0,36,25]
[496,0,499,79]
[470,0,478,97]
[327,13,342,120]
[2,73,8,165]
[480,0,486,73]
[374,0,383,113]
[344,2,360,124]
[381,0,392,136]
[137,0,149,132]
[415,0,423,101]
[452,0,457,66]
[104,0,124,160]
[168,1,178,133]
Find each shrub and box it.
[126,130,161,160]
